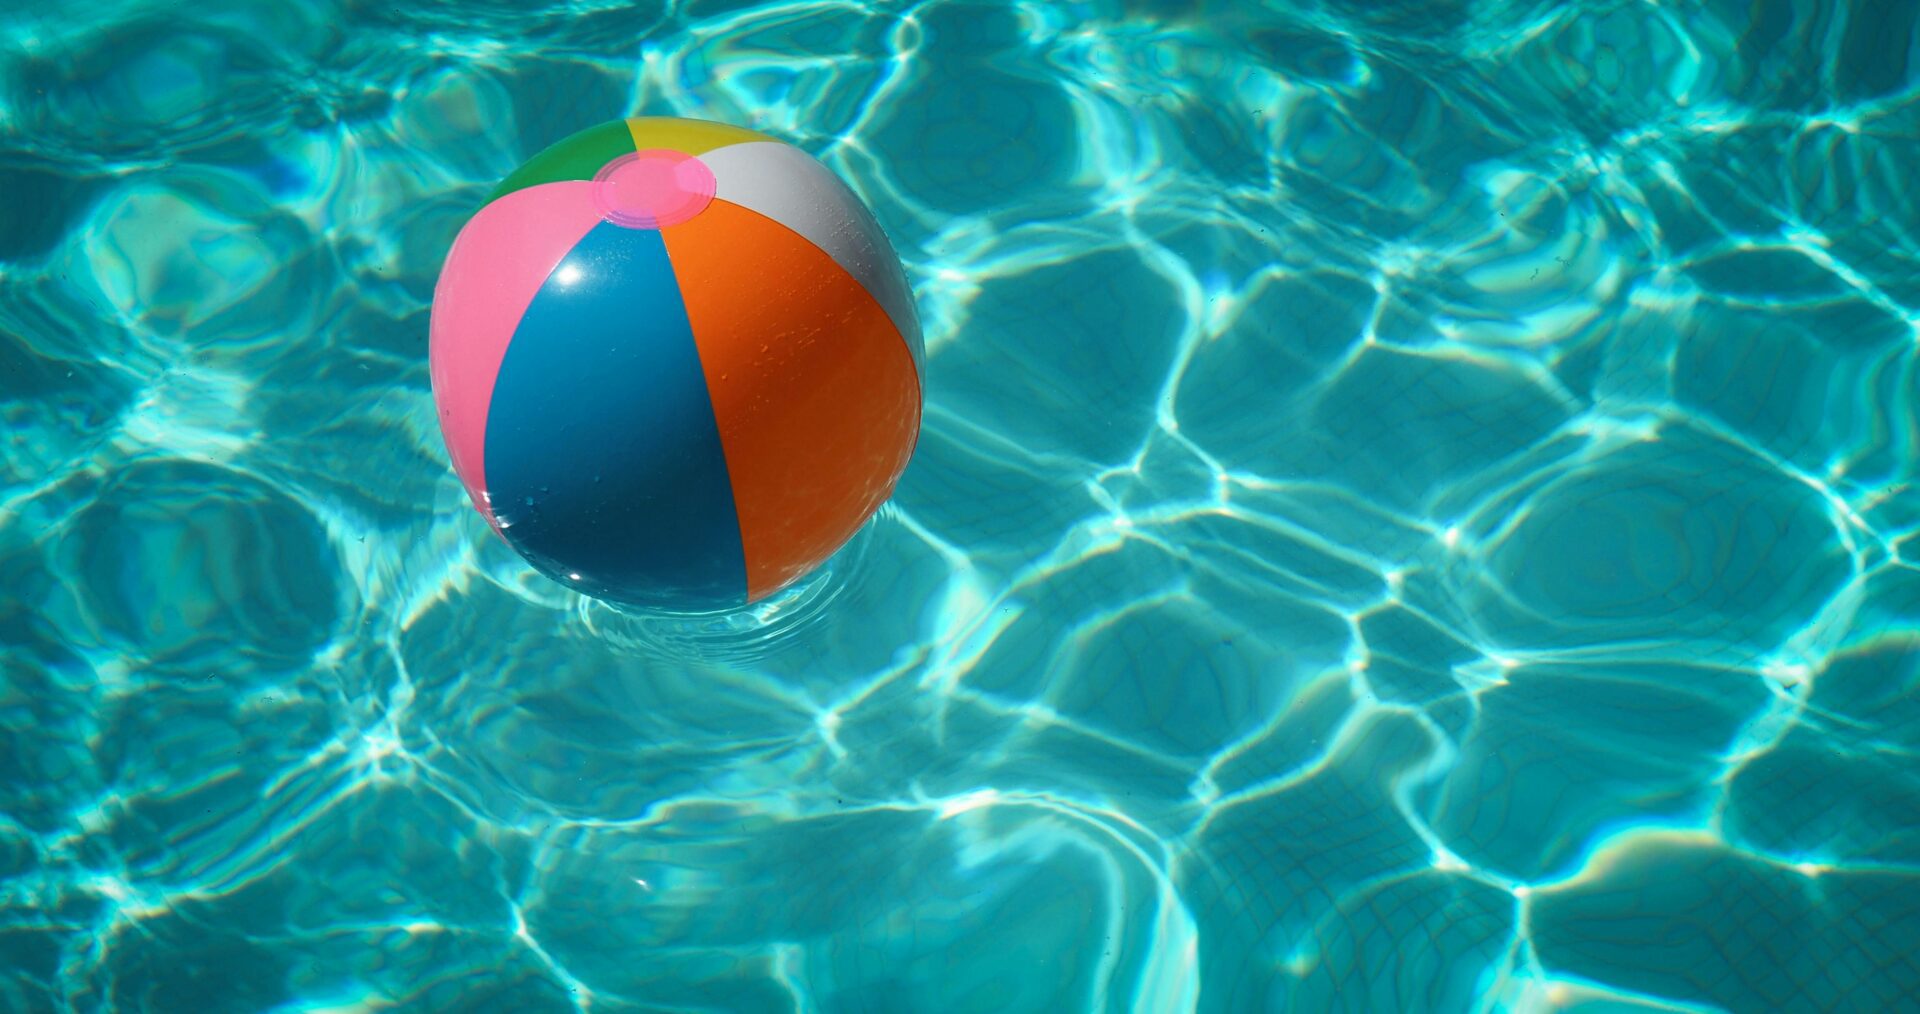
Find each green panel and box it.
[487,119,636,204]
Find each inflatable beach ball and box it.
[429,117,924,611]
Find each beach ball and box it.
[429,117,923,611]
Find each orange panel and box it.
[663,200,922,601]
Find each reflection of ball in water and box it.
[429,117,923,611]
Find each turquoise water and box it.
[3,0,1919,1010]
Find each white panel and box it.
[701,141,924,370]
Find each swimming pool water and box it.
[3,0,1919,1010]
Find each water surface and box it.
[2,0,1918,1010]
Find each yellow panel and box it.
[625,116,779,155]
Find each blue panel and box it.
[483,222,746,609]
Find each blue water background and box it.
[3,0,1919,1010]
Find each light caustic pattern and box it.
[2,0,1919,1011]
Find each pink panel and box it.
[428,181,601,529]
